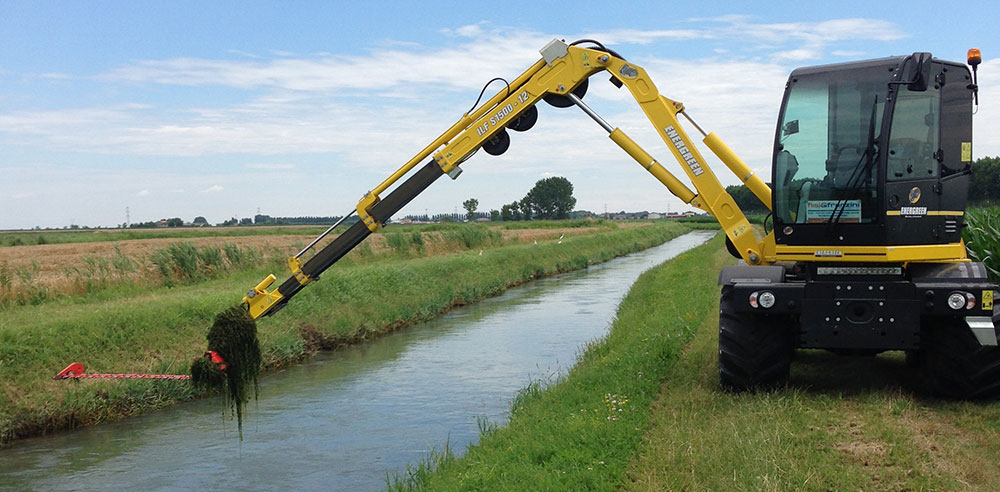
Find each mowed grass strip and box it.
[0,222,687,446]
[390,233,728,491]
[623,265,1000,486]
[394,233,1000,492]
[625,328,1000,490]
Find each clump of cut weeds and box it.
[191,304,262,440]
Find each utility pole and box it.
[125,207,130,228]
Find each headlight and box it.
[758,291,776,309]
[749,291,776,309]
[947,292,967,310]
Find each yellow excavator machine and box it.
[241,40,998,398]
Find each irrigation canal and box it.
[2,231,715,491]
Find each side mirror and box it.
[907,52,933,92]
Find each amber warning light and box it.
[968,48,982,67]
[968,48,981,107]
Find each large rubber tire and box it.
[921,314,1000,399]
[718,286,795,392]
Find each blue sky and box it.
[2,1,998,229]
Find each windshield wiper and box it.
[827,95,880,226]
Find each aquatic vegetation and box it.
[191,305,261,439]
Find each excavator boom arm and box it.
[244,39,769,319]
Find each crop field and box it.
[965,206,1000,282]
[0,222,612,307]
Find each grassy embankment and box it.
[396,228,1000,491]
[0,221,688,447]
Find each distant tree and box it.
[221,218,238,226]
[725,184,770,214]
[522,176,576,220]
[489,209,500,221]
[462,198,479,221]
[970,156,1000,205]
[519,197,534,220]
[239,217,253,226]
[511,201,523,220]
[192,216,208,226]
[166,217,184,227]
[439,215,453,223]
[500,204,513,221]
[505,201,525,221]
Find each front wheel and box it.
[718,286,795,392]
[920,314,1000,399]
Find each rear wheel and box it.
[718,286,795,391]
[921,314,1000,399]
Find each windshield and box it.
[774,66,890,225]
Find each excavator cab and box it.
[772,53,974,247]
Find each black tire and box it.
[921,314,1000,399]
[718,286,795,391]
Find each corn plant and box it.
[964,207,999,282]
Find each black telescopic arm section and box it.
[264,160,445,316]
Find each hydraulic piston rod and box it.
[568,93,697,205]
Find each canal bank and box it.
[1,222,697,447]
[0,231,716,491]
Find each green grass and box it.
[626,322,1000,489]
[397,229,1000,491]
[0,222,571,309]
[0,222,690,446]
[389,233,728,491]
[0,225,336,247]
[494,218,618,230]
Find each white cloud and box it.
[773,49,819,61]
[246,162,296,170]
[3,18,965,228]
[1,19,885,163]
[136,189,150,196]
[972,58,1000,158]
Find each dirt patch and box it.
[833,439,890,466]
[901,414,1000,488]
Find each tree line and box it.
[970,156,999,205]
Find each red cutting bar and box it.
[53,363,191,380]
